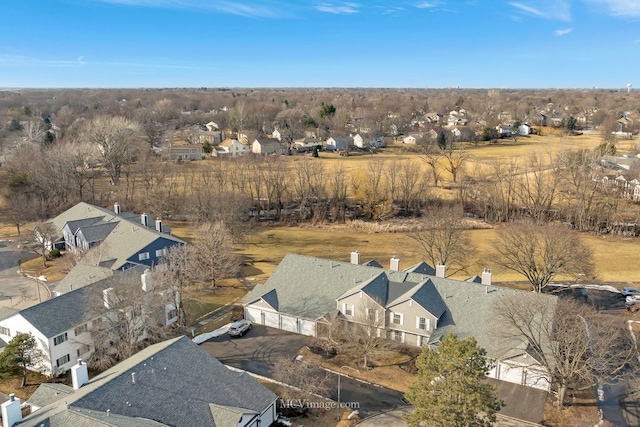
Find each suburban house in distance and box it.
[0,267,179,376]
[252,136,286,155]
[2,336,277,427]
[166,143,204,161]
[244,252,556,391]
[46,202,185,271]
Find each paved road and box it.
[199,325,406,418]
[0,240,41,309]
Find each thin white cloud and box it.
[416,1,437,8]
[554,27,573,35]
[509,1,571,21]
[583,0,640,18]
[0,54,199,70]
[91,0,281,17]
[315,2,360,14]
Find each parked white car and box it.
[228,319,252,337]
[622,287,640,297]
[625,295,640,305]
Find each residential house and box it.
[325,136,354,151]
[167,144,203,161]
[518,124,531,136]
[271,128,282,141]
[0,267,179,376]
[6,337,277,427]
[244,253,555,391]
[47,202,185,271]
[294,137,321,152]
[217,139,247,158]
[424,113,443,124]
[353,133,384,148]
[252,137,286,155]
[496,124,513,138]
[402,133,422,145]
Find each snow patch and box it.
[192,323,232,344]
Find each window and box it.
[167,308,178,321]
[418,336,428,346]
[56,354,70,367]
[343,303,354,316]
[138,252,150,261]
[53,333,68,346]
[367,308,378,322]
[417,317,429,331]
[155,248,167,257]
[74,324,88,336]
[392,312,403,326]
[0,326,9,336]
[393,331,404,342]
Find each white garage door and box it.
[263,311,279,328]
[524,367,550,391]
[281,315,298,333]
[245,306,261,323]
[499,362,524,386]
[245,306,279,328]
[299,319,316,337]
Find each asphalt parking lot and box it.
[199,324,406,418]
[200,324,308,377]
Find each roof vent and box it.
[131,373,136,384]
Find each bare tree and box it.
[442,145,470,183]
[410,205,474,276]
[86,270,178,371]
[79,115,142,185]
[28,222,58,267]
[272,357,332,402]
[494,294,638,408]
[191,221,240,289]
[491,223,594,292]
[343,297,389,369]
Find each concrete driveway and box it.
[199,325,406,418]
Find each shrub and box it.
[49,248,61,258]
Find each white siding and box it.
[280,315,298,333]
[245,306,261,324]
[298,319,316,337]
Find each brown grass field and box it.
[2,132,640,286]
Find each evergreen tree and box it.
[404,334,503,427]
[0,333,44,387]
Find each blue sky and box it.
[1,0,639,88]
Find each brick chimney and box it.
[71,359,89,390]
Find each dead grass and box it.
[298,347,415,394]
[19,253,70,283]
[542,392,599,427]
[241,223,640,286]
[0,372,54,401]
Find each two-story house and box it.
[47,202,185,271]
[0,267,178,376]
[244,253,556,391]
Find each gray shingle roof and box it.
[50,264,114,294]
[78,222,118,244]
[27,383,73,408]
[245,253,557,360]
[21,337,276,427]
[403,261,436,275]
[18,278,108,338]
[18,267,144,338]
[48,202,185,270]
